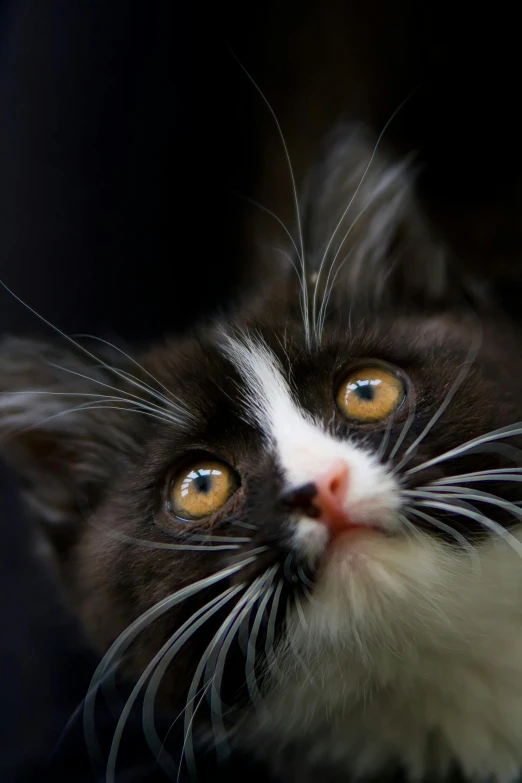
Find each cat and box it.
[2,126,522,783]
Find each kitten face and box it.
[2,128,522,781]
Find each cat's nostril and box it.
[281,482,319,517]
[280,462,351,531]
[321,460,349,501]
[312,461,351,532]
[328,473,343,497]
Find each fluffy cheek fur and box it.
[257,526,522,782]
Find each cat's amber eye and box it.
[336,365,405,423]
[168,459,239,521]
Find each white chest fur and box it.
[257,528,522,782]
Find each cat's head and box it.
[1,128,522,763]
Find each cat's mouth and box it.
[323,523,391,558]
[291,504,399,567]
[309,523,401,594]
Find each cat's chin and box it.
[309,528,430,621]
[317,525,395,576]
[327,525,388,551]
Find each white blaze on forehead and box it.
[224,336,400,527]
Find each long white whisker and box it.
[11,390,184,433]
[395,327,482,473]
[230,545,269,560]
[402,506,481,570]
[0,390,183,428]
[176,684,212,783]
[428,469,522,485]
[0,403,179,446]
[376,412,395,462]
[405,423,522,477]
[233,193,302,261]
[151,682,210,777]
[293,590,309,633]
[396,511,432,545]
[264,579,285,677]
[172,533,252,545]
[107,585,243,783]
[312,89,419,339]
[245,568,279,707]
[316,177,405,336]
[83,558,258,772]
[208,572,273,762]
[388,383,418,463]
[229,520,258,532]
[0,280,192,422]
[284,603,320,694]
[409,485,522,523]
[411,497,522,559]
[181,579,263,779]
[71,333,183,408]
[45,361,185,425]
[296,564,314,590]
[316,246,354,337]
[91,523,242,552]
[228,48,309,346]
[110,366,183,413]
[269,247,310,337]
[0,390,176,421]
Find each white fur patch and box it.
[225,336,401,561]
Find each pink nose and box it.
[313,460,351,534]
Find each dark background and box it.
[1,1,521,780]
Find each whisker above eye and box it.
[233,193,302,261]
[0,403,183,447]
[0,279,193,423]
[0,388,176,417]
[228,48,310,347]
[45,361,187,425]
[313,88,420,343]
[71,333,185,410]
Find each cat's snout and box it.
[310,460,351,533]
[281,460,354,534]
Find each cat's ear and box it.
[301,125,462,316]
[0,337,140,545]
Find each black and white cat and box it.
[2,128,522,782]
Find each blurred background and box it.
[1,1,521,780]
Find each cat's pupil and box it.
[355,383,375,401]
[194,474,212,494]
